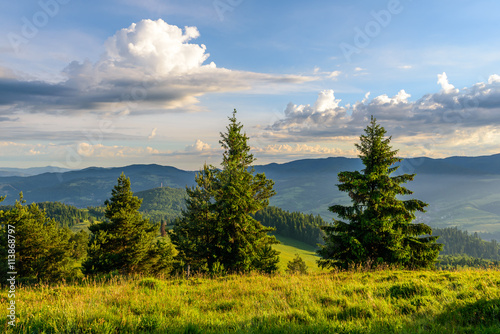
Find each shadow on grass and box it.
[432,298,500,332]
[4,298,499,334]
[243,298,500,334]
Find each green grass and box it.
[2,269,499,333]
[272,235,324,272]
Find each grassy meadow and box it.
[2,269,499,333]
[272,235,324,273]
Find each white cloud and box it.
[328,70,341,79]
[284,89,342,118]
[185,139,211,152]
[254,143,356,157]
[372,90,411,105]
[0,142,50,157]
[29,148,41,155]
[148,128,157,140]
[77,142,160,158]
[265,73,500,156]
[488,74,500,84]
[437,72,458,94]
[313,90,341,112]
[103,19,212,76]
[0,19,314,115]
[77,142,94,157]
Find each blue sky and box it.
[1,0,500,170]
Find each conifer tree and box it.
[171,164,218,271]
[317,116,442,269]
[286,254,308,275]
[84,173,173,275]
[0,194,78,282]
[172,110,279,273]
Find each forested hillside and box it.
[0,202,98,228]
[0,186,186,228]
[135,187,186,222]
[433,227,500,260]
[252,206,326,246]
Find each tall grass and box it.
[1,269,499,333]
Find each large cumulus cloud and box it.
[0,19,313,115]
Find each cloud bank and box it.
[0,19,313,115]
[266,73,500,156]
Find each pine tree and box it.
[253,244,280,274]
[317,116,442,270]
[0,194,78,282]
[286,254,308,275]
[84,173,173,275]
[171,164,218,272]
[172,110,279,273]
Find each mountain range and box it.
[0,154,499,240]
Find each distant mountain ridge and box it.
[0,164,193,207]
[0,166,72,177]
[0,154,499,239]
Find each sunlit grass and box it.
[1,269,499,333]
[272,235,324,272]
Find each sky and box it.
[1,0,500,170]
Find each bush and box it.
[286,254,308,275]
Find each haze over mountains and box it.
[1,154,499,240]
[0,166,72,177]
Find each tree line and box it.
[433,227,500,260]
[251,206,325,246]
[0,202,95,228]
[436,254,500,269]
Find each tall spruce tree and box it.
[317,116,442,269]
[172,110,279,273]
[84,173,174,275]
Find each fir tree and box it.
[286,254,308,275]
[253,244,280,274]
[171,164,218,272]
[84,173,173,275]
[172,110,279,273]
[0,194,79,282]
[317,116,442,269]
